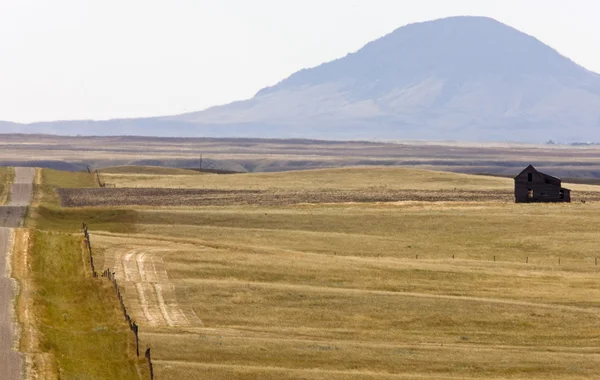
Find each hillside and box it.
[3,16,600,142]
[166,16,600,142]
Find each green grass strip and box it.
[31,230,141,379]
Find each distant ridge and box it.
[3,16,600,142]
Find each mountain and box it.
[4,16,600,142]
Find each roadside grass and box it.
[20,168,142,379]
[29,230,140,380]
[0,166,14,204]
[37,168,98,206]
[29,168,136,233]
[35,206,137,233]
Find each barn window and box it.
[528,189,534,199]
[528,173,533,182]
[559,190,565,199]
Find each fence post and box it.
[95,169,105,187]
[86,223,151,375]
[133,322,139,357]
[82,223,96,275]
[145,348,154,380]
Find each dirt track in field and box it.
[1,167,35,380]
[107,247,202,328]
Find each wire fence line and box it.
[82,222,154,380]
[94,170,106,188]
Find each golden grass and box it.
[26,230,140,379]
[13,228,57,380]
[0,166,14,204]
[17,168,143,379]
[27,166,600,379]
[91,217,600,379]
[101,167,515,191]
[132,201,600,262]
[37,168,98,206]
[90,203,600,376]
[28,168,133,233]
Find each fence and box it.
[95,170,106,188]
[82,224,97,277]
[82,223,154,379]
[426,253,600,266]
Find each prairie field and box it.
[34,165,600,379]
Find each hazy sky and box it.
[2,0,599,123]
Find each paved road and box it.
[1,167,35,380]
[9,168,35,207]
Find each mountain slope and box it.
[3,16,600,142]
[164,16,600,142]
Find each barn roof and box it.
[514,165,561,184]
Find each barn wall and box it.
[514,167,569,203]
[515,183,564,202]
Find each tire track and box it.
[135,282,163,327]
[104,245,201,327]
[186,278,600,316]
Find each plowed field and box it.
[58,187,517,207]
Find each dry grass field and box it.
[62,167,600,207]
[40,166,600,379]
[0,166,14,204]
[99,167,515,190]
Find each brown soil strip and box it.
[58,187,517,207]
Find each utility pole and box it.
[199,154,203,170]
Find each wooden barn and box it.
[514,165,570,203]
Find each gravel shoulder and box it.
[0,167,35,380]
